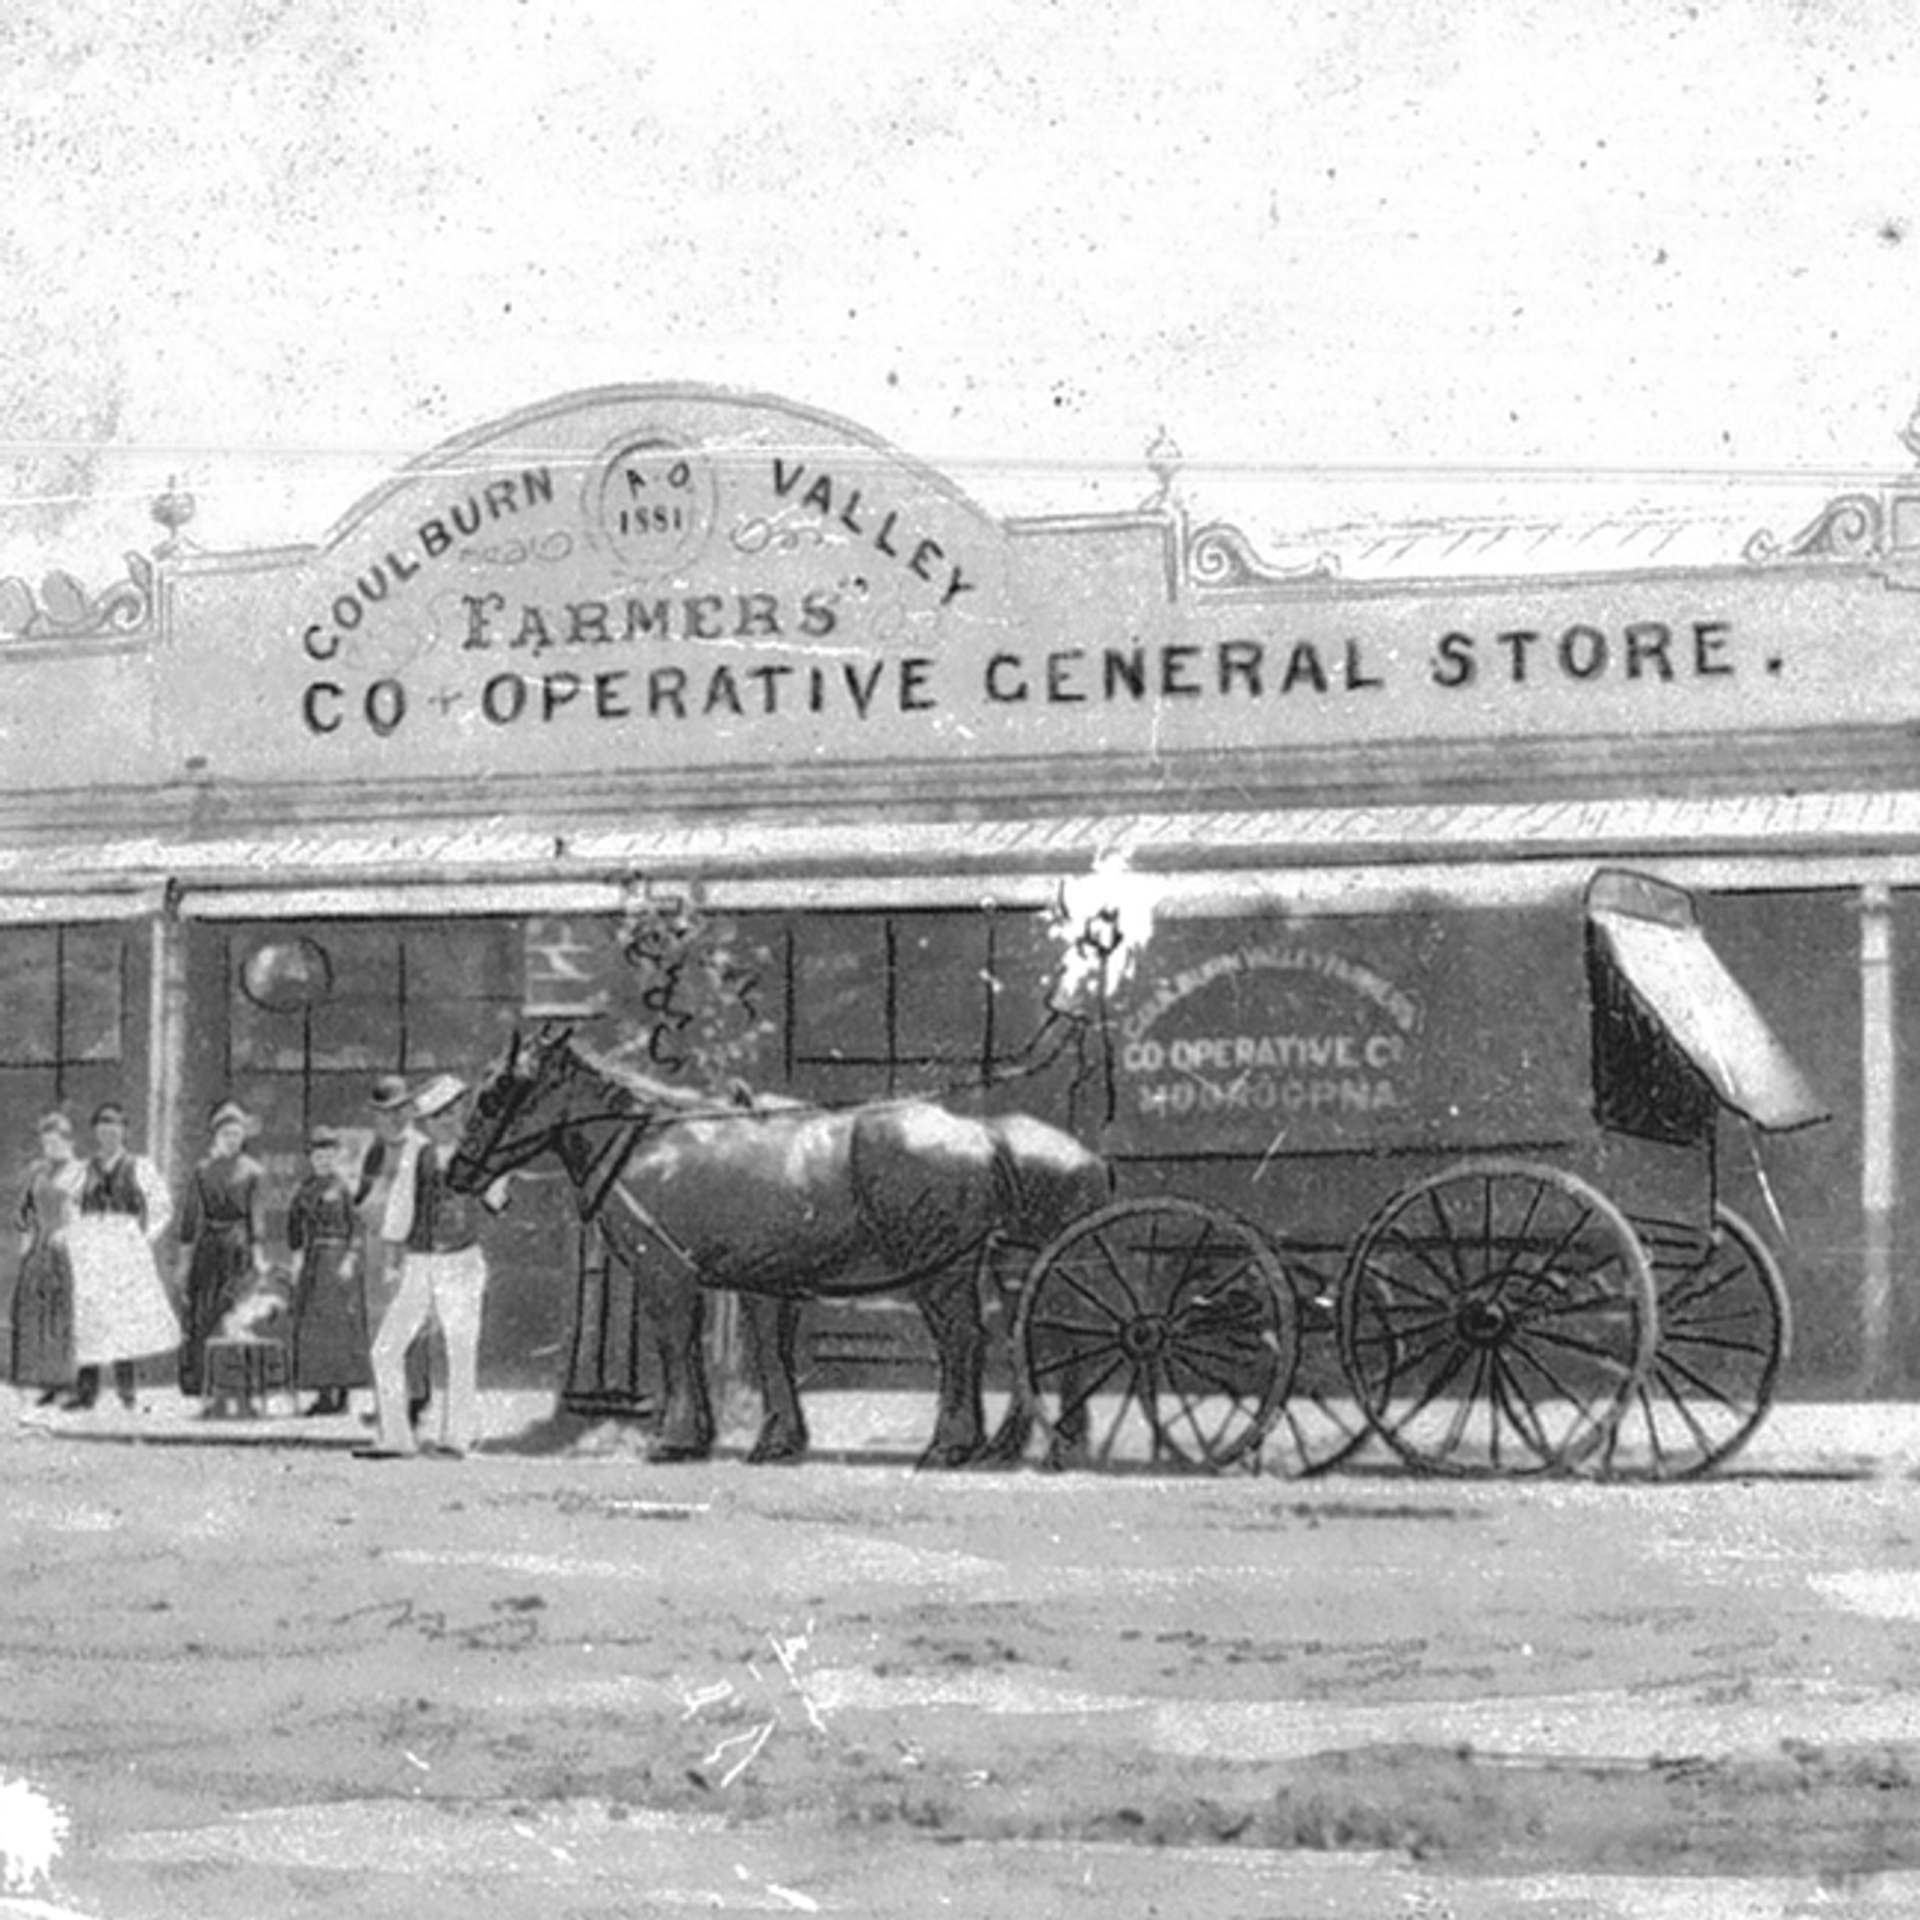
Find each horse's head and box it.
[445,1024,577,1193]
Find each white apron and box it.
[66,1216,181,1366]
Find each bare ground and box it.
[5,1391,1920,1917]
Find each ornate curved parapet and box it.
[0,553,155,643]
[1186,520,1339,591]
[1743,491,1888,565]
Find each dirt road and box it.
[6,1391,1920,1918]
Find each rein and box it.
[518,1007,1092,1138]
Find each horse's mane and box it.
[555,1035,722,1114]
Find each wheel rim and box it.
[1014,1198,1299,1472]
[1264,1243,1372,1477]
[1596,1205,1790,1479]
[1338,1161,1657,1476]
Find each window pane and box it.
[403,995,518,1076]
[790,916,890,1065]
[308,995,403,1074]
[60,1065,136,1143]
[892,914,992,1066]
[61,927,126,1063]
[0,931,58,1065]
[522,915,622,1019]
[230,997,307,1073]
[982,911,1065,1062]
[405,922,517,1003]
[0,1066,61,1173]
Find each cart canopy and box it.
[1095,868,1825,1160]
[1585,870,1827,1134]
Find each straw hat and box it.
[368,1073,413,1112]
[207,1099,259,1136]
[411,1074,468,1119]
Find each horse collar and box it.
[576,1117,647,1221]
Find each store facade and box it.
[2,383,1918,1404]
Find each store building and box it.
[1,383,1916,1407]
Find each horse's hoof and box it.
[746,1436,809,1466]
[914,1446,979,1472]
[646,1441,713,1465]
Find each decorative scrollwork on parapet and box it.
[1185,521,1339,591]
[0,552,154,642]
[1742,492,1886,565]
[1899,394,1920,464]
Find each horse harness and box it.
[572,1114,707,1278]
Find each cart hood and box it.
[1587,871,1828,1132]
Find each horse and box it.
[445,1026,1112,1467]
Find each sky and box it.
[2,0,1916,584]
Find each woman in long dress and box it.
[287,1128,368,1415]
[11,1112,84,1403]
[64,1101,178,1410]
[176,1100,269,1400]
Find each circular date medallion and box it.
[591,434,717,575]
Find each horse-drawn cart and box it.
[1010,868,1827,1480]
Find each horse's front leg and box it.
[742,1294,809,1465]
[911,1262,988,1470]
[642,1264,716,1464]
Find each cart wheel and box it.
[1595,1205,1791,1480]
[1265,1242,1373,1477]
[1013,1197,1298,1473]
[1338,1161,1657,1476]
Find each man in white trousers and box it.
[355,1074,505,1460]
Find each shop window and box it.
[231,930,390,1073]
[63,930,129,1062]
[0,1066,57,1154]
[0,934,62,1066]
[892,917,995,1069]
[225,921,518,1135]
[781,909,1064,1103]
[305,929,403,1073]
[306,995,405,1074]
[523,915,623,1021]
[789,916,891,1067]
[404,993,517,1075]
[398,921,517,1073]
[0,927,125,1071]
[979,910,1066,1071]
[229,999,307,1074]
[409,922,516,1002]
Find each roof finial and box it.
[151,475,197,557]
[1142,426,1183,511]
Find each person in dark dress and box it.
[176,1100,269,1401]
[11,1112,84,1403]
[287,1129,368,1416]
